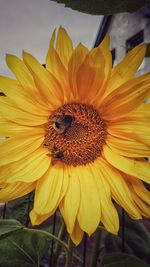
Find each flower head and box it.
[0,27,150,245]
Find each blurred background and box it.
[0,0,150,77]
[0,0,101,77]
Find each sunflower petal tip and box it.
[103,33,110,41]
[22,50,32,63]
[5,54,18,69]
[5,53,12,62]
[22,50,28,57]
[70,236,81,246]
[22,50,27,59]
[49,29,56,48]
[29,209,37,225]
[59,25,65,31]
[100,33,110,49]
[5,53,13,57]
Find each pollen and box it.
[44,103,107,166]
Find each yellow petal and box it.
[0,97,48,126]
[68,43,89,100]
[132,103,150,118]
[0,76,49,116]
[32,72,63,109]
[0,119,33,136]
[70,220,84,246]
[90,161,119,234]
[34,164,64,215]
[107,119,150,146]
[56,26,73,68]
[0,181,36,202]
[0,183,6,188]
[30,209,54,225]
[129,186,150,217]
[103,145,150,184]
[95,158,141,219]
[0,148,50,183]
[0,130,44,166]
[131,179,150,205]
[6,54,36,90]
[106,43,146,95]
[77,166,100,236]
[60,167,80,233]
[106,135,150,158]
[92,34,112,108]
[76,45,105,103]
[99,34,112,79]
[23,51,64,108]
[46,31,70,102]
[100,73,150,119]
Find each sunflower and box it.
[0,27,150,245]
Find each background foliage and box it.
[51,0,150,15]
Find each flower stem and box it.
[53,221,67,266]
[49,212,57,267]
[65,236,73,267]
[25,227,68,251]
[90,227,103,267]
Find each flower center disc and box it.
[44,103,106,166]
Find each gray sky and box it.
[0,0,101,76]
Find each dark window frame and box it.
[126,30,144,53]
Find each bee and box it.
[52,114,74,134]
[47,144,64,165]
[51,151,64,165]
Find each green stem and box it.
[37,254,40,267]
[53,221,67,266]
[73,253,83,264]
[25,227,68,251]
[90,227,103,267]
[65,236,73,267]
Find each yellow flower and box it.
[0,27,150,245]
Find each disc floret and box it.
[44,103,107,166]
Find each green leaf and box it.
[105,233,133,254]
[105,211,150,265]
[101,253,150,267]
[6,192,34,225]
[51,0,150,15]
[0,219,23,239]
[0,228,50,267]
